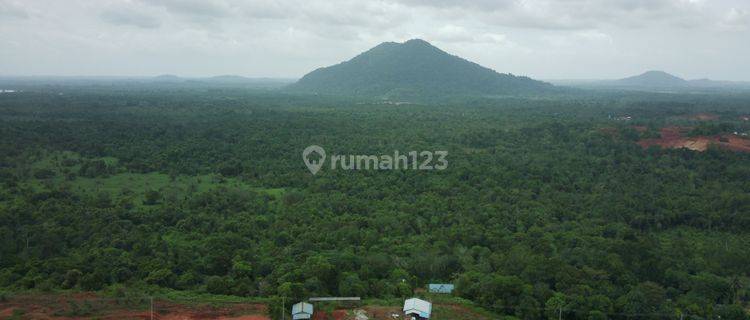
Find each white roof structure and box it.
[291,302,314,320]
[428,283,454,294]
[403,298,431,319]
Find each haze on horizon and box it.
[1,0,749,81]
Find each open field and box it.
[7,151,286,209]
[0,293,499,320]
[0,293,269,320]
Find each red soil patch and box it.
[661,126,687,140]
[638,127,750,152]
[0,307,16,317]
[632,126,648,133]
[332,310,349,320]
[718,135,750,152]
[439,303,494,320]
[685,113,719,121]
[152,300,268,320]
[362,306,401,319]
[598,127,618,137]
[312,309,348,320]
[0,294,269,320]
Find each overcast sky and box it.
[1,0,749,80]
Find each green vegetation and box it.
[1,84,750,320]
[21,154,284,209]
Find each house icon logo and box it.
[302,145,326,175]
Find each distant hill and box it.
[201,75,294,86]
[288,39,553,99]
[206,75,250,83]
[148,75,293,88]
[686,78,750,88]
[552,71,750,92]
[615,70,688,87]
[0,75,287,89]
[153,74,184,82]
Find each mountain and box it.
[614,70,688,87]
[288,39,552,99]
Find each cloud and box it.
[100,9,161,29]
[389,0,711,30]
[0,0,748,80]
[239,0,290,19]
[0,0,28,19]
[720,7,750,30]
[423,24,508,44]
[575,30,613,43]
[394,0,515,11]
[268,0,408,31]
[140,0,232,19]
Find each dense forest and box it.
[1,84,750,319]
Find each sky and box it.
[1,0,749,80]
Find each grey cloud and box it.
[613,0,673,11]
[238,0,291,19]
[226,0,410,41]
[395,0,681,14]
[0,0,28,19]
[237,0,408,29]
[0,0,749,80]
[391,0,710,30]
[100,9,161,29]
[392,0,515,11]
[300,1,408,29]
[140,0,232,18]
[419,24,508,44]
[721,8,750,30]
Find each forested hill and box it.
[288,39,553,100]
[615,71,689,87]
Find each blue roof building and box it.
[291,302,313,320]
[428,283,454,294]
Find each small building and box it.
[291,302,313,320]
[403,298,431,319]
[615,115,632,121]
[428,283,454,294]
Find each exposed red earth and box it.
[0,293,497,320]
[637,126,750,152]
[684,113,719,121]
[311,309,348,320]
[0,294,269,320]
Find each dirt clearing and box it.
[0,294,269,320]
[637,127,750,152]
